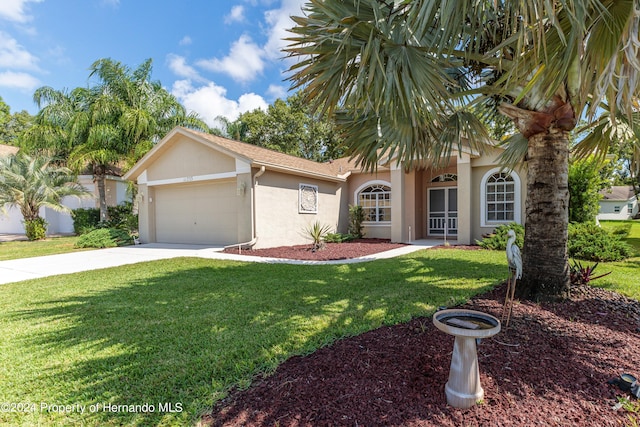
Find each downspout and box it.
[224,166,266,251]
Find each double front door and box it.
[428,187,458,237]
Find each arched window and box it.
[481,169,521,226]
[357,183,391,222]
[431,173,457,183]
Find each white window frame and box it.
[354,180,392,225]
[431,173,458,183]
[480,168,522,227]
[299,183,318,214]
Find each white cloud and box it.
[237,92,269,113]
[179,36,192,46]
[0,70,40,90]
[101,0,119,7]
[266,84,287,100]
[0,31,39,70]
[171,79,268,127]
[225,5,245,24]
[263,0,305,61]
[0,0,42,23]
[167,54,206,83]
[196,34,265,83]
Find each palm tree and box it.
[285,0,640,300]
[27,58,209,221]
[0,153,91,239]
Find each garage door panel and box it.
[155,181,237,245]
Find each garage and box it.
[154,180,237,245]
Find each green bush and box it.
[105,201,138,233]
[476,223,524,250]
[348,205,365,238]
[24,217,48,241]
[324,232,355,243]
[568,158,608,223]
[74,228,134,248]
[568,223,632,262]
[72,202,138,235]
[72,208,101,235]
[304,221,333,251]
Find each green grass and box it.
[600,219,640,254]
[1,225,638,426]
[0,236,90,260]
[591,220,640,298]
[0,249,506,426]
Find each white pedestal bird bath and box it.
[433,309,501,408]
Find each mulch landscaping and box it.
[222,238,408,261]
[208,240,640,426]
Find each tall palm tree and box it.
[27,58,209,221]
[0,153,91,239]
[285,0,640,300]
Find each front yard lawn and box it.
[0,249,505,426]
[0,236,89,261]
[1,230,638,426]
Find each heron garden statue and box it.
[502,229,523,328]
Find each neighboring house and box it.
[598,186,639,220]
[0,144,129,235]
[124,127,527,249]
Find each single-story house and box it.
[0,144,129,235]
[124,127,527,249]
[598,186,639,220]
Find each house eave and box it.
[252,161,348,182]
[378,145,484,168]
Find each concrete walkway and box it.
[0,240,439,285]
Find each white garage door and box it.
[154,181,237,245]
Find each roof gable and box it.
[125,126,359,182]
[600,186,637,201]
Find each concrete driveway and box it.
[0,243,227,285]
[0,241,435,285]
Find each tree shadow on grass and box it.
[7,252,505,426]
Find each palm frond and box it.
[498,133,529,168]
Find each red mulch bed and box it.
[207,242,640,426]
[222,238,408,261]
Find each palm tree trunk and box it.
[516,127,571,300]
[94,164,109,222]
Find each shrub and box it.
[568,223,632,262]
[569,260,611,287]
[105,202,138,233]
[75,228,134,248]
[477,223,524,250]
[72,202,138,235]
[568,158,608,223]
[324,232,355,243]
[304,221,333,251]
[24,217,48,241]
[348,205,365,238]
[72,208,100,235]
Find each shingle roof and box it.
[125,126,367,182]
[183,127,358,180]
[600,186,637,201]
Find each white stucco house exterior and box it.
[124,127,527,249]
[0,144,129,235]
[598,186,639,220]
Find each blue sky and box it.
[0,0,307,128]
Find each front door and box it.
[428,187,458,237]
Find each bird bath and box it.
[433,309,501,408]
